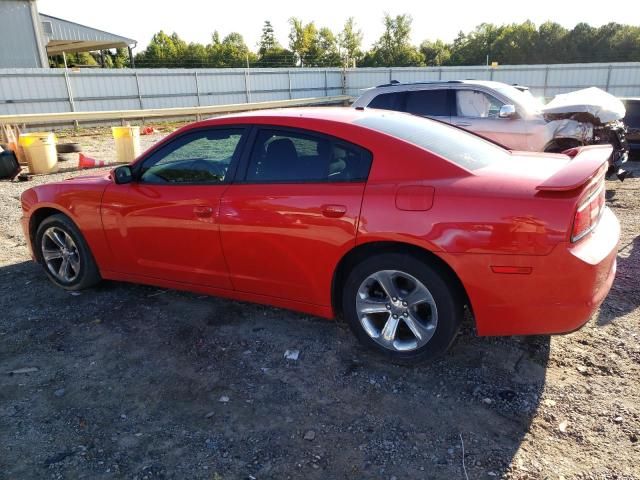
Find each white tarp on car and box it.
[541,87,626,124]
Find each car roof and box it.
[372,79,511,90]
[199,106,392,127]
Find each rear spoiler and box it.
[536,145,611,192]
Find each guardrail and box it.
[0,95,351,126]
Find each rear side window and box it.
[368,92,406,111]
[245,129,372,183]
[405,89,450,117]
[354,113,511,171]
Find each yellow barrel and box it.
[112,126,141,163]
[18,132,58,174]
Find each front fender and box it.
[21,181,113,272]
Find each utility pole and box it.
[245,53,251,103]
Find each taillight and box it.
[571,182,605,242]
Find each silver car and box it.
[352,80,629,177]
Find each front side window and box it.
[405,89,450,117]
[245,129,371,183]
[456,90,504,118]
[139,129,244,184]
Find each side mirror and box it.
[113,165,133,184]
[499,104,517,119]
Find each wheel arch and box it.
[331,240,472,319]
[29,207,74,263]
[543,137,583,153]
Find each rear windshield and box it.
[354,113,511,170]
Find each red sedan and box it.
[20,108,619,363]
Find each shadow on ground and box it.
[0,260,549,479]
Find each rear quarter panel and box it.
[358,148,574,256]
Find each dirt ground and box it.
[0,126,639,479]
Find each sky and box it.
[38,0,640,52]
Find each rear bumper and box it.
[441,207,620,336]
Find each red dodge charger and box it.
[20,108,619,362]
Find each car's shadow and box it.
[0,260,549,479]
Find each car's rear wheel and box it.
[342,253,463,363]
[35,214,101,290]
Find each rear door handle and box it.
[455,122,471,127]
[321,204,347,218]
[193,205,213,218]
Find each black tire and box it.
[35,214,101,290]
[57,153,75,162]
[544,139,581,154]
[56,143,82,154]
[342,253,463,364]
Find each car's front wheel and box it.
[342,253,463,363]
[35,214,101,290]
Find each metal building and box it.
[0,0,136,68]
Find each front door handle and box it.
[321,204,347,218]
[455,122,472,127]
[193,205,213,218]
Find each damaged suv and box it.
[353,80,629,178]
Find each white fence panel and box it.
[1,63,639,117]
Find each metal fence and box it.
[0,68,344,116]
[343,62,640,98]
[1,62,640,116]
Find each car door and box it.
[101,127,247,288]
[219,127,372,306]
[451,88,530,150]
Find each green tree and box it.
[339,17,363,67]
[67,52,99,67]
[259,20,279,54]
[562,22,597,63]
[362,14,424,67]
[534,22,568,63]
[288,18,320,66]
[111,48,130,68]
[447,23,501,65]
[317,27,341,66]
[256,20,297,68]
[609,24,640,62]
[183,42,208,67]
[205,32,258,67]
[135,30,180,67]
[491,21,538,64]
[419,39,451,66]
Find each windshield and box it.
[354,113,511,171]
[495,85,544,114]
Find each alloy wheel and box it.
[355,269,438,352]
[41,226,81,283]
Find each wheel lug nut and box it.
[403,312,408,317]
[392,297,397,302]
[386,304,391,310]
[393,314,398,319]
[402,301,408,306]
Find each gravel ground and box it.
[0,128,639,479]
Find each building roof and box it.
[40,13,136,54]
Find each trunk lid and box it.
[474,145,610,193]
